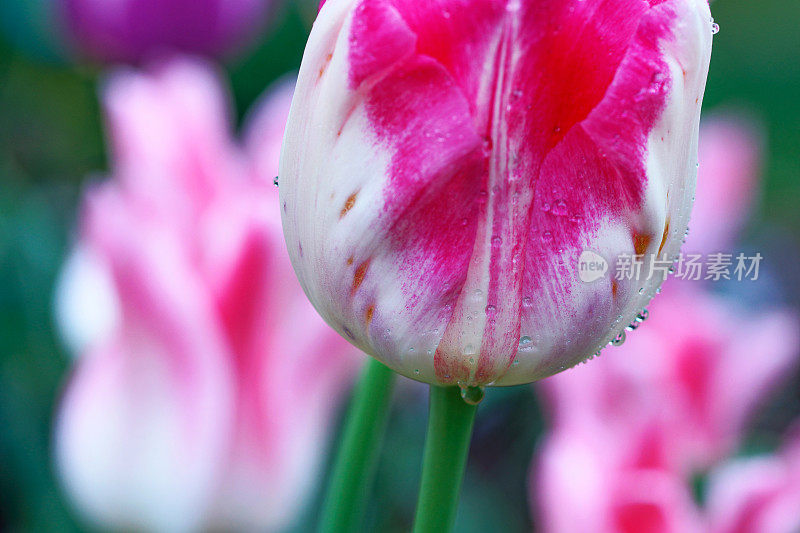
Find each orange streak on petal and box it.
[340,191,359,218]
[352,259,370,295]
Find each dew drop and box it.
[519,335,532,346]
[273,176,279,187]
[541,231,553,243]
[638,287,644,295]
[491,236,503,247]
[552,200,568,216]
[522,296,533,308]
[611,331,626,346]
[414,368,420,375]
[485,304,497,316]
[710,17,720,34]
[464,344,476,355]
[460,385,485,405]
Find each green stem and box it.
[319,358,396,533]
[413,385,479,533]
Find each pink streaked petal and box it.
[57,188,235,530]
[538,284,800,471]
[56,337,232,531]
[534,420,702,533]
[103,58,243,217]
[707,429,800,533]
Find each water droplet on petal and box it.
[460,385,485,405]
[552,200,568,216]
[273,176,279,187]
[611,331,626,346]
[710,17,720,34]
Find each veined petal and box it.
[282,0,713,385]
[56,186,235,532]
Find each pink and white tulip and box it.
[54,59,357,531]
[534,416,703,533]
[706,427,800,533]
[539,285,799,472]
[280,0,714,386]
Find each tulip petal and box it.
[56,186,235,531]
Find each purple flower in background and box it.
[62,0,277,63]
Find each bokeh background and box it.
[1,0,798,530]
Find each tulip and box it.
[54,59,357,531]
[0,0,276,64]
[534,417,703,533]
[279,0,714,386]
[539,285,799,472]
[706,427,800,533]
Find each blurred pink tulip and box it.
[706,427,800,533]
[279,0,714,386]
[535,417,703,533]
[54,59,358,531]
[539,285,798,472]
[531,111,800,530]
[686,115,763,254]
[62,0,277,63]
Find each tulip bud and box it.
[280,0,714,386]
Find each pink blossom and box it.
[279,0,713,386]
[54,59,358,531]
[706,427,800,533]
[686,115,763,254]
[534,416,703,533]
[539,284,798,472]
